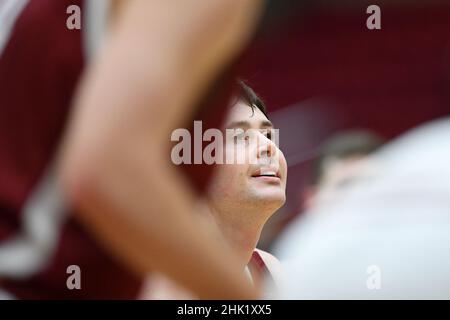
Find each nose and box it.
[257,133,277,159]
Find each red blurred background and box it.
[238,1,450,249]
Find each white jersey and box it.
[273,117,450,299]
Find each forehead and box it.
[225,100,268,125]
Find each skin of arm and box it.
[58,0,264,299]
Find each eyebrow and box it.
[226,120,274,129]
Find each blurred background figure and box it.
[302,130,384,213]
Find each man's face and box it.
[208,101,287,217]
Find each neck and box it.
[207,205,268,270]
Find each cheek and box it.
[283,159,288,178]
[278,151,288,179]
[210,164,248,195]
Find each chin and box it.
[253,189,286,208]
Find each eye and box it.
[233,132,246,144]
[262,129,272,140]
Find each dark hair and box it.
[311,130,384,186]
[236,80,268,119]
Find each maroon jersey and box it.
[0,0,236,299]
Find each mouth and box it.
[251,167,281,180]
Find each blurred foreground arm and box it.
[59,0,264,299]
